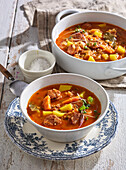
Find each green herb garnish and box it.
[87,96,94,104]
[86,117,89,120]
[85,106,89,109]
[84,46,88,50]
[69,36,72,39]
[93,42,97,46]
[94,110,100,115]
[75,28,78,32]
[95,115,98,119]
[94,110,97,113]
[79,99,90,113]
[75,28,80,32]
[79,105,86,111]
[81,99,87,105]
[75,27,85,33]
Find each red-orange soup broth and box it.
[56,22,126,62]
[27,84,101,130]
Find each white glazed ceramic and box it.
[20,73,109,142]
[52,10,126,80]
[5,98,118,159]
[18,49,56,83]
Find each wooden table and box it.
[0,0,126,169]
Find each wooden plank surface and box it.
[0,0,126,169]
[0,0,18,104]
[0,0,18,48]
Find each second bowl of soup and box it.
[20,73,109,142]
[52,11,126,80]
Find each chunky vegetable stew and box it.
[27,84,101,130]
[56,22,126,62]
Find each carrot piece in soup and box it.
[43,95,51,110]
[62,96,80,104]
[100,44,115,53]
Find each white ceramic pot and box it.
[20,73,109,142]
[52,10,126,80]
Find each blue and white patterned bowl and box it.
[5,98,118,160]
[20,73,109,142]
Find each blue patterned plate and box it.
[5,98,118,160]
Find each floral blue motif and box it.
[4,98,118,160]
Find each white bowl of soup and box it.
[20,73,109,142]
[52,10,126,80]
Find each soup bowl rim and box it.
[20,73,109,133]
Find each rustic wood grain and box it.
[0,0,126,169]
[0,0,18,104]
